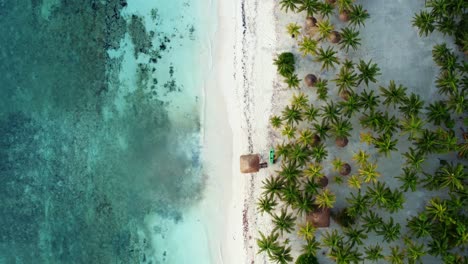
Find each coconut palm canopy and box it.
[240,154,260,173]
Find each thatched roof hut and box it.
[328,31,341,43]
[307,207,330,228]
[318,176,329,188]
[305,16,317,28]
[340,163,352,176]
[336,137,349,147]
[304,74,318,87]
[240,154,260,173]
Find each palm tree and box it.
[366,181,390,208]
[427,237,450,257]
[362,211,383,233]
[387,246,405,264]
[274,52,295,77]
[296,253,319,264]
[339,92,361,117]
[286,23,301,38]
[285,73,300,88]
[281,182,301,206]
[436,162,466,191]
[315,46,340,70]
[436,70,459,96]
[412,10,435,36]
[279,0,300,13]
[303,104,319,122]
[257,231,280,257]
[299,36,318,57]
[305,177,320,196]
[312,120,330,140]
[357,59,381,86]
[311,143,328,163]
[317,20,334,39]
[399,93,424,118]
[415,129,439,154]
[364,244,384,263]
[298,129,315,146]
[304,163,324,181]
[272,208,297,236]
[396,167,419,192]
[407,214,431,238]
[373,133,398,157]
[300,238,321,258]
[321,229,344,249]
[426,197,449,222]
[400,115,424,140]
[379,112,399,135]
[403,147,425,171]
[257,194,278,215]
[334,66,358,95]
[331,118,352,147]
[347,174,362,189]
[262,175,284,199]
[297,0,321,17]
[318,2,334,18]
[291,92,309,108]
[447,89,467,115]
[295,192,316,216]
[359,162,380,183]
[270,243,294,264]
[297,221,317,241]
[360,131,374,145]
[315,78,328,100]
[282,105,302,125]
[346,189,370,217]
[270,115,282,129]
[426,100,452,126]
[315,188,336,209]
[432,44,457,70]
[321,101,342,124]
[289,144,311,167]
[380,80,407,108]
[281,124,296,139]
[330,243,363,264]
[360,110,383,131]
[278,162,301,183]
[352,149,369,166]
[348,4,370,27]
[376,217,401,243]
[404,238,426,264]
[336,0,353,13]
[359,89,380,112]
[276,142,292,160]
[385,189,405,213]
[339,27,361,52]
[344,226,368,246]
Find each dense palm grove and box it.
[257,0,467,263]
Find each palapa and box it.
[307,207,331,228]
[240,154,260,173]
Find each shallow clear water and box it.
[0,0,214,263]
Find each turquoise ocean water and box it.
[0,0,215,263]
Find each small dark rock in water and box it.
[121,1,127,7]
[163,251,166,256]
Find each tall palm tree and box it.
[298,129,315,146]
[312,120,330,140]
[352,149,370,166]
[257,231,280,257]
[317,20,334,40]
[404,238,426,264]
[285,73,300,88]
[262,175,284,199]
[305,177,320,196]
[436,70,458,96]
[412,10,435,36]
[282,104,303,125]
[403,147,425,171]
[272,208,297,236]
[378,112,399,135]
[315,78,329,101]
[339,91,361,117]
[297,221,317,241]
[359,89,380,112]
[321,229,344,249]
[311,143,328,163]
[334,66,358,95]
[274,52,295,77]
[270,243,294,264]
[380,80,408,108]
[304,163,324,181]
[360,110,383,131]
[366,181,391,208]
[346,189,370,217]
[331,118,352,147]
[362,211,383,233]
[348,4,370,27]
[426,100,452,126]
[295,192,315,216]
[357,59,381,86]
[270,115,282,129]
[280,182,301,206]
[303,104,319,122]
[425,197,449,222]
[336,0,353,13]
[359,162,381,183]
[347,174,362,189]
[373,133,398,157]
[276,142,292,160]
[339,27,361,52]
[407,214,431,238]
[387,246,405,264]
[344,226,368,246]
[400,115,424,140]
[317,1,334,18]
[315,46,340,70]
[435,162,466,191]
[415,129,439,154]
[385,189,405,213]
[300,238,321,259]
[278,162,301,183]
[427,237,450,257]
[399,93,424,118]
[447,89,467,115]
[289,144,311,167]
[364,244,384,263]
[291,92,309,109]
[297,0,321,16]
[257,194,278,215]
[321,101,342,124]
[376,217,401,243]
[286,23,301,38]
[396,167,419,192]
[279,0,300,13]
[330,243,363,264]
[299,36,318,57]
[315,188,336,209]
